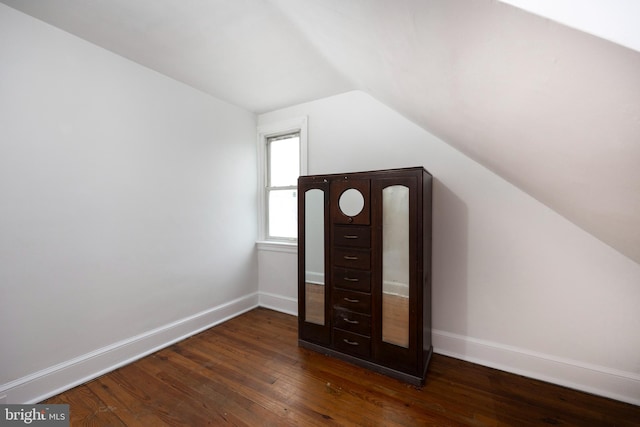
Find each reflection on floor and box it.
[305,282,325,325]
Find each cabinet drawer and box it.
[333,247,370,270]
[333,289,371,314]
[333,225,370,248]
[332,267,371,292]
[333,329,371,358]
[333,308,371,336]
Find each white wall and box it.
[257,90,640,405]
[0,4,258,403]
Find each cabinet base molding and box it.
[299,339,433,386]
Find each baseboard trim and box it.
[433,329,640,406]
[5,297,637,406]
[254,297,640,406]
[258,292,298,316]
[1,293,260,404]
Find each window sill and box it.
[256,240,298,254]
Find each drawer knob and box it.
[343,235,359,239]
[343,255,359,260]
[343,338,359,346]
[343,277,359,282]
[343,317,359,325]
[344,297,360,303]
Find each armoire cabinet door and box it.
[372,175,421,374]
[298,178,331,345]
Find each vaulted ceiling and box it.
[3,0,639,264]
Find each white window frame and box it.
[256,117,308,252]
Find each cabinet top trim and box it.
[299,166,430,181]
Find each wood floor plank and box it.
[168,332,332,426]
[42,308,640,426]
[84,375,173,427]
[47,385,126,426]
[147,350,293,426]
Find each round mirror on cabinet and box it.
[339,188,365,217]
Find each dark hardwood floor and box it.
[43,308,639,426]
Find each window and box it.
[257,117,307,246]
[266,132,299,239]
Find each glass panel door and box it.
[382,185,410,347]
[304,189,325,325]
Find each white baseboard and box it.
[433,329,640,406]
[1,293,260,404]
[256,296,640,406]
[382,280,409,297]
[304,271,324,285]
[5,293,637,407]
[258,291,298,316]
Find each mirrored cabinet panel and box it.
[382,185,410,348]
[298,167,432,386]
[339,188,365,217]
[304,189,325,325]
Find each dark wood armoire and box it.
[297,167,433,385]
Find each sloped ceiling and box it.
[498,0,640,53]
[0,0,353,112]
[2,0,640,264]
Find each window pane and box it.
[268,189,297,239]
[269,135,299,186]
